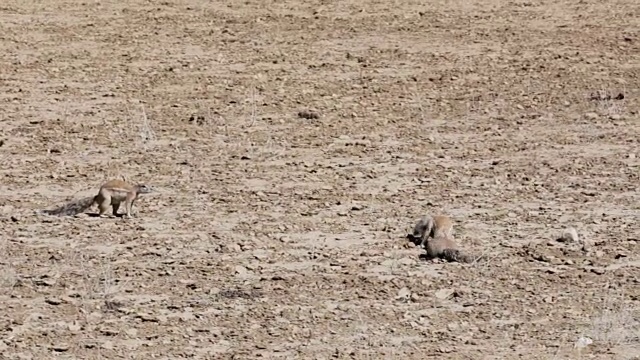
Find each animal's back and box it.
[99,179,135,200]
[432,215,453,238]
[425,235,458,258]
[425,235,477,263]
[100,179,134,192]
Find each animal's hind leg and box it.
[111,201,121,217]
[98,196,112,218]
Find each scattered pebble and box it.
[297,110,320,119]
[396,287,411,300]
[45,297,63,305]
[558,227,579,243]
[435,288,455,300]
[574,336,593,348]
[51,343,70,352]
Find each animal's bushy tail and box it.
[40,196,96,216]
[440,248,479,264]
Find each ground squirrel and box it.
[410,214,454,248]
[423,235,478,264]
[41,179,153,218]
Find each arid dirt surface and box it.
[1,0,639,359]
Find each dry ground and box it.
[0,0,639,359]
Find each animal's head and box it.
[413,215,434,237]
[136,184,154,194]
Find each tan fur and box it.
[412,214,454,248]
[42,179,153,218]
[424,235,478,263]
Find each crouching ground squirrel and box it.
[41,179,153,218]
[410,214,480,264]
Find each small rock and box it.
[208,287,221,295]
[221,243,241,253]
[574,336,593,348]
[87,311,103,322]
[435,288,455,300]
[584,112,598,120]
[179,279,196,286]
[99,327,119,336]
[558,227,579,243]
[297,110,320,120]
[396,287,411,300]
[234,265,252,277]
[34,278,56,287]
[609,114,621,120]
[532,253,552,262]
[398,257,416,266]
[51,343,70,352]
[135,313,160,322]
[253,250,269,260]
[45,297,63,305]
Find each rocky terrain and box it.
[0,0,638,358]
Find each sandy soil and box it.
[0,0,639,359]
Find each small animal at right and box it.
[409,214,480,264]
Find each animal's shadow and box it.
[86,212,129,218]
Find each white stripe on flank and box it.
[107,187,132,192]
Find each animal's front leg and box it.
[124,197,136,218]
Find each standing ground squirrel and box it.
[41,179,153,218]
[411,214,454,248]
[424,235,479,264]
